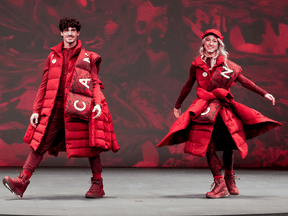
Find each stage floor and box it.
[0,168,287,216]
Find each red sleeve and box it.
[91,59,102,105]
[175,65,197,109]
[32,56,50,113]
[237,74,267,97]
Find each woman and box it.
[157,29,281,198]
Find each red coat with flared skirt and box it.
[157,55,281,159]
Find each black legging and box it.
[206,140,234,177]
[206,115,235,177]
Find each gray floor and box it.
[0,168,287,216]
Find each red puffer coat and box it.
[23,40,119,158]
[157,55,281,159]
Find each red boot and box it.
[225,172,240,195]
[3,173,30,198]
[85,177,105,198]
[206,178,230,198]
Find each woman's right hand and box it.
[30,113,39,128]
[174,108,181,118]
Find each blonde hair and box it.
[199,37,229,69]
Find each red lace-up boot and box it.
[85,177,105,198]
[3,173,30,198]
[206,178,230,198]
[225,172,240,195]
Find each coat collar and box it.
[192,55,225,71]
[50,40,82,58]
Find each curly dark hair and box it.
[59,17,81,32]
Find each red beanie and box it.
[201,29,223,41]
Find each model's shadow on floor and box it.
[5,194,276,201]
[161,194,274,199]
[162,194,206,199]
[228,195,276,199]
[5,195,118,201]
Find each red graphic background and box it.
[0,0,287,168]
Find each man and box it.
[3,17,119,198]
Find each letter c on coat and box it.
[201,107,210,115]
[74,100,86,111]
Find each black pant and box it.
[23,108,102,174]
[206,116,234,177]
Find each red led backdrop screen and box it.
[0,0,287,168]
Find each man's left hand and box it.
[92,104,102,118]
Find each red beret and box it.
[201,29,223,41]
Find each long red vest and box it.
[23,41,119,158]
[157,56,281,159]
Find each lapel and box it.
[193,55,226,91]
[50,40,82,59]
[50,42,64,59]
[193,56,210,72]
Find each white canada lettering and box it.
[201,107,210,115]
[83,53,90,63]
[74,100,86,111]
[221,66,233,79]
[79,78,90,89]
[83,57,90,63]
